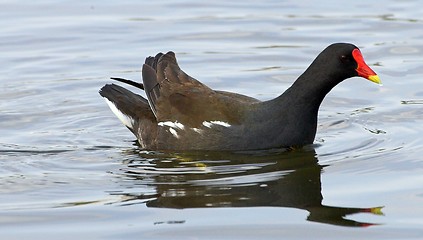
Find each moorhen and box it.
[99,43,380,151]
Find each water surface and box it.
[1,1,423,239]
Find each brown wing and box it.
[142,51,259,127]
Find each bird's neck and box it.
[272,68,341,112]
[255,69,343,147]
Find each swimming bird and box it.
[99,43,380,151]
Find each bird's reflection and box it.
[114,147,383,227]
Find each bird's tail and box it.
[99,84,155,133]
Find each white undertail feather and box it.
[104,98,135,129]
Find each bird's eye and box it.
[340,55,349,63]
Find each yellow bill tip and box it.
[368,75,382,85]
[370,206,385,215]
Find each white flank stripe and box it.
[210,121,231,127]
[158,121,184,139]
[202,121,212,128]
[158,121,185,130]
[202,121,231,128]
[169,128,179,138]
[191,128,203,134]
[104,98,134,129]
